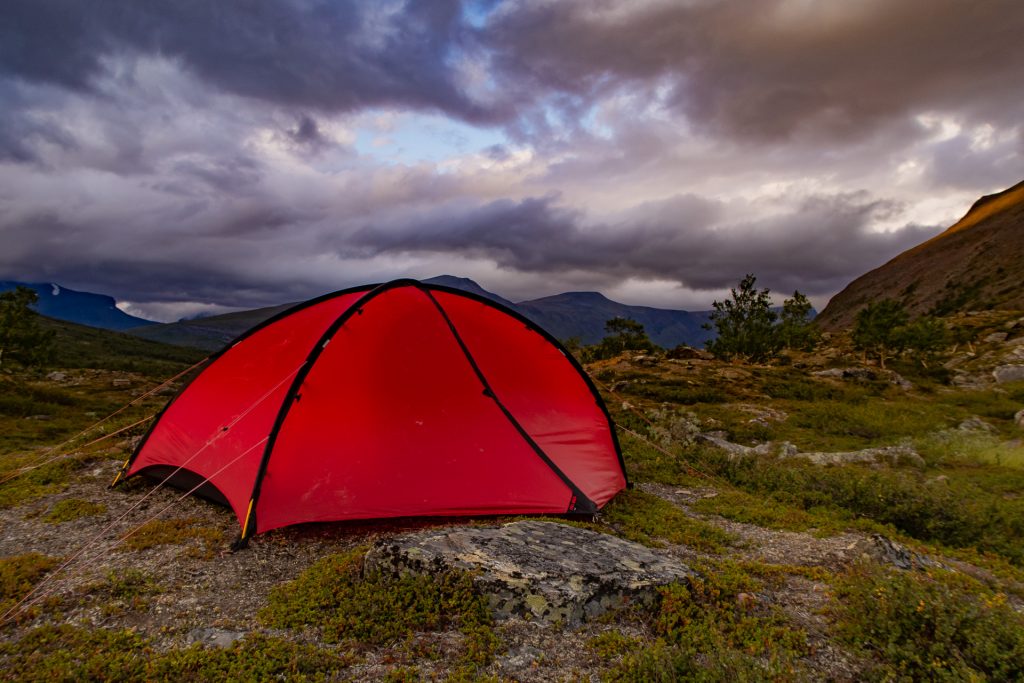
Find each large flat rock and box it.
[365,520,692,626]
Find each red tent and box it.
[114,279,627,543]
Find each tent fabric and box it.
[119,279,627,541]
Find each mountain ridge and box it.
[0,281,154,331]
[128,277,716,351]
[817,179,1024,330]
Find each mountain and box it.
[421,275,519,309]
[0,281,154,331]
[127,276,715,352]
[516,291,714,347]
[817,180,1024,330]
[129,303,293,352]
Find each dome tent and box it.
[114,279,627,544]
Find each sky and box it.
[1,0,1022,322]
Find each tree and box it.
[0,286,54,371]
[704,274,780,362]
[776,290,820,352]
[851,299,908,369]
[899,316,949,367]
[587,317,658,360]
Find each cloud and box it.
[0,0,499,122]
[483,0,1024,141]
[346,191,940,297]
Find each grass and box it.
[0,451,107,509]
[260,546,500,670]
[0,626,358,682]
[82,568,163,617]
[43,498,106,523]
[119,518,224,559]
[688,448,1024,565]
[0,553,59,620]
[600,489,735,553]
[831,563,1024,681]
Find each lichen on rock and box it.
[364,520,693,626]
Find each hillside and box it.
[2,312,1023,680]
[129,304,292,351]
[818,179,1024,330]
[0,282,154,331]
[516,291,714,347]
[129,277,715,351]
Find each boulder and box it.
[856,534,946,571]
[984,332,1009,343]
[957,416,998,434]
[364,521,693,626]
[994,365,1024,383]
[1015,409,1024,429]
[779,443,924,468]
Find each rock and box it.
[364,521,693,626]
[112,378,132,387]
[46,371,67,381]
[993,365,1024,383]
[856,534,946,571]
[666,345,714,361]
[646,409,702,447]
[984,332,1009,343]
[24,414,52,421]
[813,367,878,381]
[187,628,247,648]
[1015,409,1024,429]
[631,355,659,366]
[780,443,924,468]
[497,645,544,673]
[957,416,998,434]
[735,404,788,425]
[813,366,912,389]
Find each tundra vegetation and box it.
[0,301,1023,680]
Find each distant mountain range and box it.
[0,281,154,331]
[818,179,1024,330]
[125,275,716,351]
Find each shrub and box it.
[832,564,1024,681]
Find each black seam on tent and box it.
[421,283,630,489]
[421,287,596,514]
[240,279,422,540]
[114,283,380,487]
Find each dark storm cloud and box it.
[348,191,938,297]
[0,0,496,122]
[484,0,1024,140]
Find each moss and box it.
[260,546,499,670]
[119,518,224,558]
[605,560,810,682]
[82,568,162,617]
[601,489,735,553]
[43,498,106,524]
[0,626,356,682]
[588,631,643,660]
[0,552,59,620]
[0,451,105,509]
[831,563,1024,681]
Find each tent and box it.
[114,279,627,543]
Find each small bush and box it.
[0,626,356,682]
[260,546,498,668]
[119,518,224,558]
[0,552,58,618]
[601,489,735,553]
[44,498,106,524]
[606,560,809,681]
[832,564,1024,681]
[82,568,162,616]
